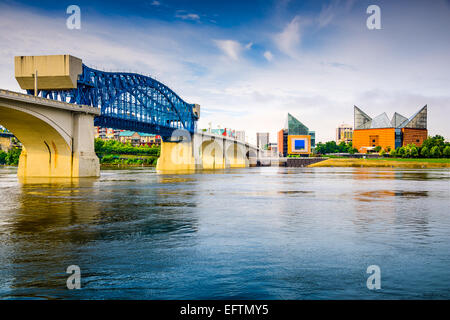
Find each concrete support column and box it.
[200,136,225,170]
[192,132,202,170]
[225,140,247,168]
[223,139,230,169]
[156,134,197,172]
[71,113,100,177]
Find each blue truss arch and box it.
[31,65,199,137]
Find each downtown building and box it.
[0,131,15,151]
[353,105,428,153]
[235,130,246,142]
[336,123,353,144]
[278,113,315,157]
[210,128,236,138]
[256,132,269,150]
[94,126,121,140]
[119,131,161,146]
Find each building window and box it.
[416,139,420,143]
[372,139,376,143]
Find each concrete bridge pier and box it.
[71,113,101,177]
[224,139,247,168]
[199,137,225,170]
[156,137,198,172]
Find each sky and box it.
[0,0,449,144]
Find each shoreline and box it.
[100,164,156,168]
[3,158,450,170]
[308,158,450,168]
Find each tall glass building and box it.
[278,113,315,157]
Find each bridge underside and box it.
[94,116,176,139]
[0,91,100,178]
[0,106,71,177]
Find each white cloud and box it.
[175,12,200,21]
[274,16,302,57]
[317,3,335,28]
[151,1,160,6]
[263,51,273,61]
[214,40,242,60]
[317,0,357,28]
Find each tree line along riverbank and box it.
[309,157,450,168]
[94,139,160,166]
[308,135,450,168]
[314,135,450,158]
[0,139,161,167]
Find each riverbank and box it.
[98,154,158,167]
[308,157,450,168]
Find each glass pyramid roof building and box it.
[282,113,315,148]
[284,113,310,135]
[354,105,427,130]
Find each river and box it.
[0,166,449,299]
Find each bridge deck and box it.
[0,89,100,115]
[199,131,260,150]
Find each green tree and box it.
[403,144,417,158]
[430,146,441,158]
[420,146,429,158]
[0,150,7,164]
[443,146,450,158]
[422,135,445,151]
[94,138,160,156]
[94,138,105,153]
[315,142,325,154]
[410,146,419,158]
[337,141,347,153]
[5,147,21,165]
[315,141,358,154]
[397,147,406,158]
[373,146,382,153]
[389,149,396,157]
[324,141,338,153]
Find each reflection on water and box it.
[0,166,449,299]
[354,190,429,202]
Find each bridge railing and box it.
[0,89,100,115]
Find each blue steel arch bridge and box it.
[28,64,199,138]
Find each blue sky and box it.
[0,0,449,143]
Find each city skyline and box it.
[1,0,450,305]
[0,0,449,144]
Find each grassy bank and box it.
[309,158,450,168]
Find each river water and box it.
[0,166,449,299]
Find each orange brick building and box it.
[353,105,427,153]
